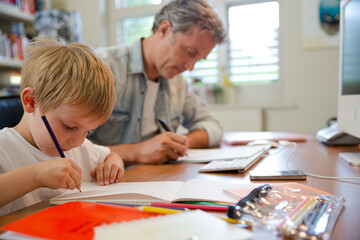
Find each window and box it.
[116,15,154,45]
[108,0,281,99]
[182,48,219,84]
[110,0,164,46]
[227,1,279,84]
[115,0,161,8]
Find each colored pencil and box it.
[277,197,310,229]
[151,202,229,211]
[41,115,81,192]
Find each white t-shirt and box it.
[0,128,110,216]
[141,79,160,140]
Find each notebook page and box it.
[173,179,243,203]
[93,210,253,240]
[52,181,184,203]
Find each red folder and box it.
[1,201,159,240]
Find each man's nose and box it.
[184,59,197,71]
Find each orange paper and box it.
[1,201,159,240]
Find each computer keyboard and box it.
[198,145,271,173]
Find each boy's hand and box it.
[36,158,82,190]
[90,152,125,185]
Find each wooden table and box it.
[1,140,359,240]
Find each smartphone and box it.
[249,170,306,180]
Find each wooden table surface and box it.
[1,140,359,240]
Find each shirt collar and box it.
[128,38,169,92]
[128,38,146,75]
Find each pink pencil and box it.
[151,202,229,211]
[277,197,310,229]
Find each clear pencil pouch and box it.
[226,183,345,240]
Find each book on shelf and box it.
[0,23,29,62]
[50,179,243,206]
[0,0,43,14]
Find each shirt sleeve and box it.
[70,139,111,181]
[83,138,111,165]
[180,80,224,147]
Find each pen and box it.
[151,202,229,211]
[158,118,172,132]
[307,201,329,235]
[158,118,188,157]
[282,198,318,233]
[41,115,81,192]
[97,202,188,211]
[178,201,231,206]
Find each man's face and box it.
[155,26,216,79]
[28,104,103,157]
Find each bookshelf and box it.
[0,58,23,70]
[0,2,35,95]
[0,3,34,23]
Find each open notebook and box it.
[50,179,242,206]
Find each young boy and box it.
[0,36,125,216]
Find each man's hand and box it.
[135,132,189,164]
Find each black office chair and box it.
[0,95,23,129]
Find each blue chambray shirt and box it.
[88,39,223,147]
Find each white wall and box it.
[265,0,338,135]
[49,0,339,135]
[51,0,103,48]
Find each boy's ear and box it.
[21,87,36,113]
[157,20,172,39]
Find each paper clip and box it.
[227,184,272,220]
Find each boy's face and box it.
[28,104,104,157]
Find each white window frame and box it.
[212,0,284,106]
[105,0,167,46]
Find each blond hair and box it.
[21,36,115,121]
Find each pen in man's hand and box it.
[158,118,171,131]
[158,118,188,157]
[41,115,82,192]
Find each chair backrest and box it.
[0,95,23,129]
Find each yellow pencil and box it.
[138,206,183,214]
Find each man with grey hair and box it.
[89,0,227,165]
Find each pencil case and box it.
[227,183,345,240]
